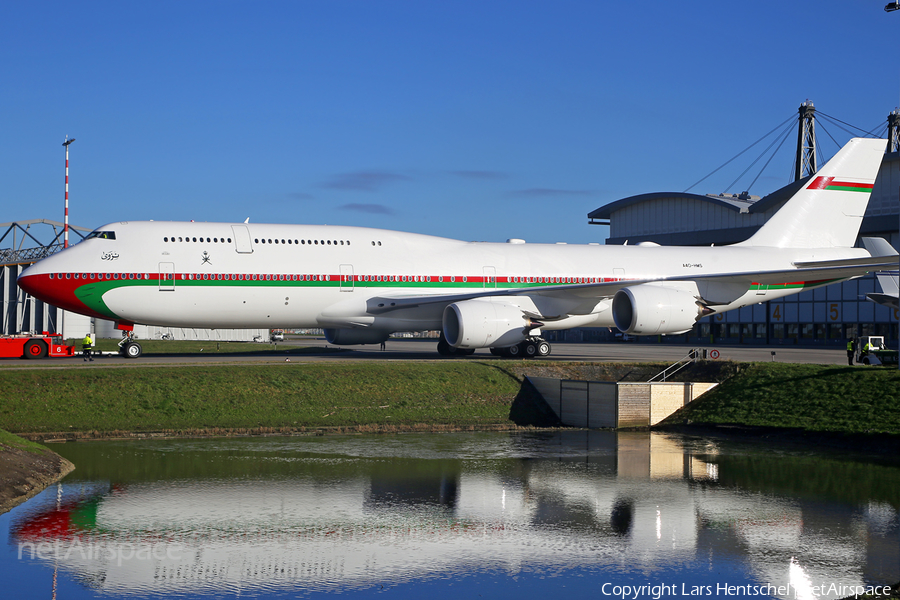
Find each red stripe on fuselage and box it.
[17,274,112,320]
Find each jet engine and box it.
[324,328,391,345]
[442,299,532,349]
[612,284,703,335]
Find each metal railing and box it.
[648,348,705,382]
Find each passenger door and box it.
[159,262,175,291]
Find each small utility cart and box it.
[856,336,899,366]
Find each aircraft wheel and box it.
[523,342,538,357]
[123,342,143,359]
[507,343,521,357]
[23,340,48,359]
[489,347,501,356]
[862,356,870,365]
[536,340,551,356]
[437,340,452,356]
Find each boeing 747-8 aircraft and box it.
[18,138,897,358]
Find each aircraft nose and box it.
[17,264,79,315]
[18,265,53,303]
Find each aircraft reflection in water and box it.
[9,432,899,599]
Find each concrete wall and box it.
[529,376,718,429]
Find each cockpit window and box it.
[85,231,117,240]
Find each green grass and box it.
[0,428,51,454]
[0,362,521,433]
[666,363,900,434]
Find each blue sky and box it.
[3,1,899,244]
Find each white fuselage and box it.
[19,220,864,333]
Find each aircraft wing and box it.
[364,254,898,317]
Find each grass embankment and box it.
[663,363,900,435]
[0,362,521,437]
[0,428,75,514]
[0,428,48,454]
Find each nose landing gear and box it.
[118,331,143,358]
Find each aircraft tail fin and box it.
[736,137,886,248]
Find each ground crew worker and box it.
[846,339,855,365]
[82,333,94,362]
[862,340,871,361]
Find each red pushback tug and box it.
[0,333,77,359]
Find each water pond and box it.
[1,431,897,599]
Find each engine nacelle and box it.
[324,328,391,346]
[443,300,531,349]
[612,284,702,335]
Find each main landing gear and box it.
[437,335,551,358]
[118,331,143,359]
[489,337,551,358]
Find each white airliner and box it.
[18,137,896,358]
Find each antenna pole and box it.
[794,101,816,181]
[62,137,76,248]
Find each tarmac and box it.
[0,337,861,368]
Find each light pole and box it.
[62,136,75,249]
[886,2,899,367]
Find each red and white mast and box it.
[62,136,75,248]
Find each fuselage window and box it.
[274,239,279,244]
[164,237,169,242]
[462,276,467,282]
[254,239,259,243]
[327,240,331,245]
[301,240,305,245]
[288,239,292,244]
[314,240,319,245]
[281,239,285,244]
[214,238,218,243]
[320,240,325,245]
